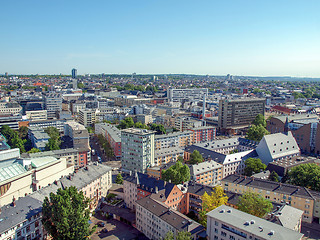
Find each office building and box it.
[28,127,50,151]
[78,109,96,127]
[25,110,47,121]
[167,88,208,102]
[206,205,303,240]
[64,121,90,150]
[71,68,77,79]
[121,128,155,173]
[45,93,62,119]
[0,101,22,115]
[218,98,265,133]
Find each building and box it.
[121,128,155,173]
[154,146,184,166]
[95,123,121,159]
[78,109,96,127]
[185,144,256,178]
[167,88,208,102]
[255,131,300,165]
[175,117,203,132]
[267,156,320,177]
[0,101,22,115]
[222,174,320,223]
[206,205,303,240]
[71,68,77,79]
[0,114,22,130]
[26,147,91,168]
[189,160,223,186]
[0,150,74,207]
[64,121,90,150]
[154,131,193,150]
[114,95,150,107]
[265,205,303,232]
[218,98,265,133]
[45,93,62,119]
[26,118,72,132]
[0,163,112,240]
[25,110,47,121]
[136,196,205,240]
[28,126,50,151]
[189,126,216,143]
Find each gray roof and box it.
[154,131,193,140]
[258,132,300,159]
[136,195,204,234]
[0,163,112,234]
[96,123,121,142]
[268,205,303,230]
[155,147,184,158]
[207,205,303,240]
[189,160,222,176]
[272,114,318,124]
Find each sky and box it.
[1,0,320,77]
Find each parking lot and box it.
[90,214,147,240]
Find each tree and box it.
[177,156,184,162]
[287,163,320,191]
[1,125,26,153]
[45,127,61,150]
[150,123,166,135]
[115,173,123,184]
[28,148,41,153]
[42,186,95,240]
[18,126,29,139]
[244,158,266,176]
[161,161,190,185]
[268,171,280,182]
[163,231,191,240]
[237,192,273,218]
[252,114,266,128]
[45,138,61,151]
[117,117,135,129]
[247,124,269,142]
[199,186,228,226]
[189,150,204,164]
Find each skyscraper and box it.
[71,68,77,79]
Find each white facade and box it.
[167,88,208,102]
[221,150,253,178]
[123,178,137,210]
[25,110,48,121]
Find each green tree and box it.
[150,123,166,135]
[161,161,190,185]
[45,127,61,150]
[1,125,26,153]
[77,82,85,89]
[163,231,174,240]
[189,150,204,164]
[252,114,266,128]
[177,156,184,162]
[287,163,320,191]
[45,138,61,151]
[42,186,95,240]
[244,158,266,176]
[199,186,228,226]
[247,124,269,142]
[117,117,134,129]
[268,171,280,182]
[28,148,41,153]
[18,126,29,139]
[115,173,123,184]
[163,231,191,240]
[237,192,273,218]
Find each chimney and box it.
[155,186,158,194]
[12,197,16,207]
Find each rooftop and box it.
[207,205,303,240]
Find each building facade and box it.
[45,93,62,119]
[121,128,155,173]
[95,123,121,159]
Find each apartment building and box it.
[218,98,265,133]
[28,126,50,151]
[95,123,121,159]
[185,144,256,178]
[136,196,205,240]
[0,101,22,115]
[167,88,208,102]
[189,160,223,186]
[0,163,112,240]
[0,114,22,130]
[175,117,203,132]
[154,131,193,150]
[114,95,150,107]
[222,174,320,223]
[64,121,90,150]
[189,126,216,143]
[27,147,91,168]
[78,109,96,127]
[121,128,155,173]
[206,205,303,240]
[45,93,62,119]
[154,147,184,166]
[25,110,47,121]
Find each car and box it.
[101,228,108,233]
[97,222,105,227]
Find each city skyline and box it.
[1,0,320,77]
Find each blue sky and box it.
[1,0,320,77]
